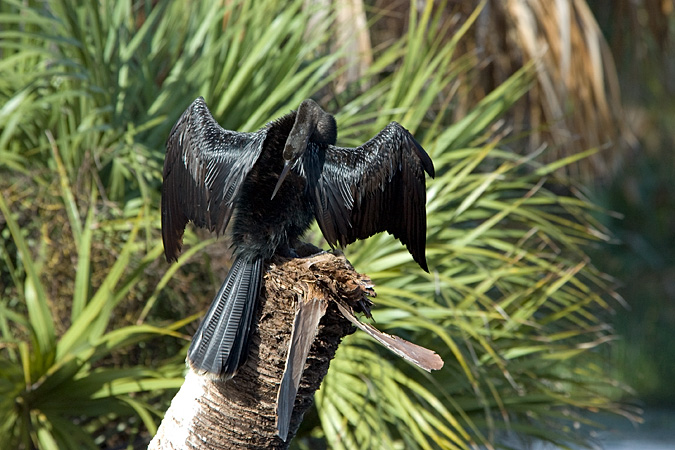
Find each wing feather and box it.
[161,97,267,261]
[309,122,434,271]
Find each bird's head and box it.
[271,99,336,200]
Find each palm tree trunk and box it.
[149,250,367,449]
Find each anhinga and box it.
[161,97,434,379]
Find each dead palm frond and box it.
[363,0,636,183]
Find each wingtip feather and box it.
[410,135,435,178]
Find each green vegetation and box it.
[587,1,675,405]
[1,0,631,448]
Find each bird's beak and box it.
[271,160,292,200]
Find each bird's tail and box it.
[187,255,263,378]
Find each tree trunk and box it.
[149,250,370,449]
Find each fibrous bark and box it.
[149,250,371,450]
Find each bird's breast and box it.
[229,148,314,259]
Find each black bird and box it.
[161,97,435,379]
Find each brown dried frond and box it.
[496,0,634,182]
[452,0,635,182]
[360,0,637,182]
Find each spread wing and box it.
[308,122,435,271]
[161,97,267,261]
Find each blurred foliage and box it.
[588,0,675,404]
[0,0,636,448]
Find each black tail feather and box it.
[187,256,263,378]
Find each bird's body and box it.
[229,112,314,261]
[162,97,434,379]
